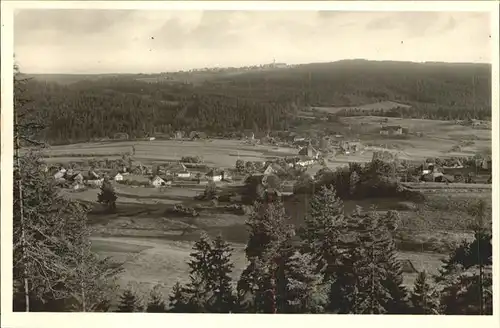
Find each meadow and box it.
[41,139,298,168]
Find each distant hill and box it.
[18,60,491,145]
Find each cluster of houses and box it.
[52,167,105,190]
[148,166,232,188]
[51,159,236,190]
[418,157,492,183]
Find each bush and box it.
[166,204,199,217]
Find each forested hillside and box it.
[23,60,491,145]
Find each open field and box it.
[340,116,491,158]
[310,101,411,114]
[37,139,299,168]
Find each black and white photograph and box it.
[1,1,499,324]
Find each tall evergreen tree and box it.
[146,285,167,313]
[117,289,143,312]
[206,235,236,313]
[300,185,345,282]
[238,200,325,313]
[327,207,405,314]
[381,240,410,314]
[274,244,327,313]
[169,233,236,313]
[410,271,440,314]
[168,282,191,313]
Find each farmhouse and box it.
[86,178,104,188]
[380,125,404,136]
[420,164,445,182]
[205,169,223,182]
[112,172,124,182]
[169,163,191,178]
[150,175,171,187]
[298,144,320,159]
[339,140,362,154]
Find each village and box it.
[48,125,492,204]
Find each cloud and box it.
[13,9,492,73]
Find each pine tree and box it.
[410,271,440,314]
[236,258,272,313]
[238,200,295,313]
[168,282,191,313]
[169,233,236,313]
[238,200,326,313]
[245,200,295,261]
[275,245,327,313]
[300,185,345,282]
[381,240,410,314]
[328,208,395,314]
[117,289,143,312]
[97,179,117,212]
[146,285,167,313]
[206,235,236,313]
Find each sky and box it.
[14,10,492,74]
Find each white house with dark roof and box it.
[206,169,223,182]
[112,172,124,182]
[150,175,171,187]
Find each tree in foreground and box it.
[238,200,325,313]
[327,207,409,314]
[300,185,345,282]
[146,285,167,313]
[97,179,117,212]
[168,282,191,313]
[275,244,327,313]
[168,233,236,313]
[13,151,119,312]
[410,271,440,314]
[117,289,143,312]
[436,200,492,315]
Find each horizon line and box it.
[20,58,493,75]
